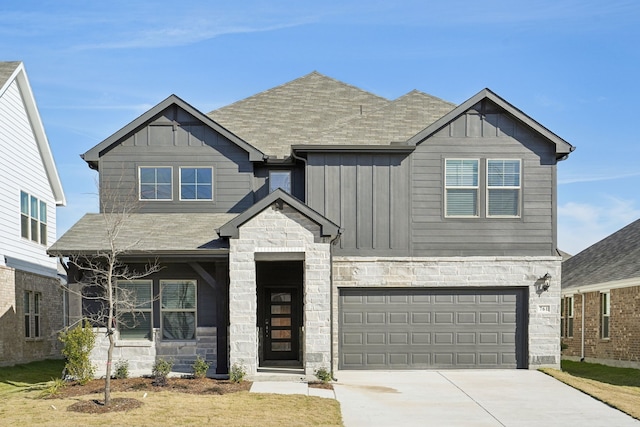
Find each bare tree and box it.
[56,179,161,406]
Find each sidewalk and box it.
[249,381,335,399]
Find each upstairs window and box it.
[487,160,521,217]
[601,292,610,339]
[180,167,213,200]
[139,167,172,200]
[117,281,153,340]
[161,280,196,340]
[445,159,478,217]
[20,191,47,245]
[269,170,292,193]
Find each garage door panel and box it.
[339,288,526,369]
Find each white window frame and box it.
[160,280,197,341]
[601,291,610,339]
[117,280,153,341]
[179,167,214,201]
[24,291,41,339]
[139,166,173,201]
[269,170,292,193]
[566,296,574,338]
[20,191,47,245]
[444,159,479,218]
[486,159,521,218]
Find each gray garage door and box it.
[339,288,527,369]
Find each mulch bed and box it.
[55,377,252,414]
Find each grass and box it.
[541,360,640,420]
[0,359,65,396]
[0,360,343,426]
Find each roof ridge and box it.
[393,89,456,107]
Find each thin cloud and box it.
[559,170,640,185]
[558,196,640,254]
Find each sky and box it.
[1,0,639,256]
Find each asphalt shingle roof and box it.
[48,213,237,255]
[0,61,21,88]
[208,71,455,158]
[562,218,640,289]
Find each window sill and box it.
[158,340,197,346]
[115,340,153,347]
[25,337,44,342]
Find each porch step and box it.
[253,369,308,382]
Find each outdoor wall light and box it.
[540,272,552,291]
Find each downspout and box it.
[578,290,585,361]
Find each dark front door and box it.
[263,287,300,361]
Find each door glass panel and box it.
[271,330,292,339]
[271,305,291,314]
[271,292,291,302]
[271,342,292,352]
[271,317,291,327]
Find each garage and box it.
[339,288,527,369]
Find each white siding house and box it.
[0,61,66,366]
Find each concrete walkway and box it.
[332,370,639,427]
[249,381,335,399]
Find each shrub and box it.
[39,378,66,398]
[191,356,211,379]
[114,359,129,379]
[314,367,333,383]
[152,358,174,386]
[229,362,246,383]
[59,320,95,385]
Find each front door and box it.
[263,287,300,361]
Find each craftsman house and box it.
[49,72,573,377]
[0,61,66,366]
[561,218,640,369]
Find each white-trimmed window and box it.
[445,159,479,217]
[117,281,153,340]
[24,291,41,338]
[601,292,610,339]
[180,167,213,200]
[562,296,574,338]
[20,191,47,245]
[161,280,196,340]
[487,159,521,217]
[269,170,292,193]
[139,167,172,200]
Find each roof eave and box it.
[292,144,415,154]
[82,95,266,164]
[406,88,575,158]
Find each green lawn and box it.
[0,359,65,395]
[561,360,640,387]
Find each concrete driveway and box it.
[333,370,639,427]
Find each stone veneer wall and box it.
[228,204,332,378]
[332,256,562,371]
[0,265,64,366]
[90,326,217,377]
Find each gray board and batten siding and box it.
[305,102,559,257]
[96,105,258,214]
[339,287,528,369]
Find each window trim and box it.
[20,191,47,245]
[138,166,173,201]
[269,170,292,194]
[562,295,574,338]
[117,280,153,341]
[24,291,42,339]
[179,166,214,201]
[160,280,197,341]
[486,159,521,218]
[601,291,610,340]
[444,158,480,218]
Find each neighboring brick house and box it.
[49,72,573,378]
[0,61,66,366]
[561,218,640,369]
